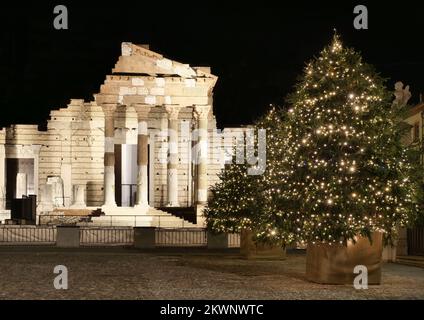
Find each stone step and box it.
[157,206,197,224]
[99,206,149,216]
[149,208,197,228]
[79,215,154,227]
[80,206,197,228]
[397,255,424,262]
[396,256,424,269]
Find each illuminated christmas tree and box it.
[205,107,294,244]
[205,161,259,234]
[268,33,423,245]
[253,107,296,244]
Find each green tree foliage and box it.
[271,34,424,244]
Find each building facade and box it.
[0,43,244,227]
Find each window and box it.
[412,122,420,142]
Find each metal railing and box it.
[75,214,194,228]
[156,228,207,247]
[39,214,194,228]
[80,227,134,246]
[0,225,241,248]
[0,226,56,245]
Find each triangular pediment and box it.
[112,43,213,78]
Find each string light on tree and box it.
[205,33,424,247]
[265,33,424,245]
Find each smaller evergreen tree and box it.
[205,162,259,234]
[205,107,293,245]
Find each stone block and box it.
[207,231,229,249]
[0,211,11,223]
[70,184,86,208]
[56,226,80,248]
[134,227,156,249]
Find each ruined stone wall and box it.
[100,75,213,107]
[0,129,6,209]
[45,100,105,207]
[1,43,230,210]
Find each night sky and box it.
[0,0,423,128]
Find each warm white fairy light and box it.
[260,33,423,245]
[205,33,423,247]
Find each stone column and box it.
[165,105,181,207]
[0,144,5,210]
[59,123,72,207]
[102,104,117,207]
[133,105,151,208]
[39,183,54,212]
[31,145,42,199]
[194,105,211,204]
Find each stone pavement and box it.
[0,247,423,300]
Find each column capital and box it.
[193,105,211,120]
[132,104,152,120]
[165,105,182,121]
[101,103,118,117]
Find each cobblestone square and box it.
[0,248,423,300]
